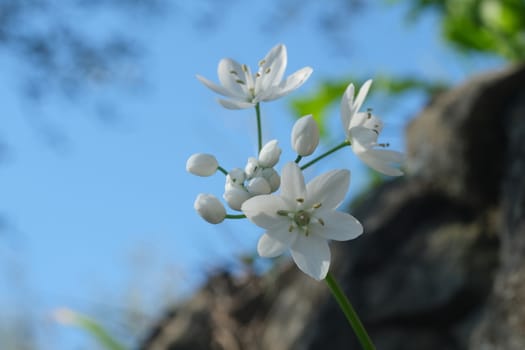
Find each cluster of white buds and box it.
[223,140,282,211]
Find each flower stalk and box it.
[325,271,376,350]
[255,103,263,153]
[300,140,351,170]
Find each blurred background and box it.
[0,0,522,349]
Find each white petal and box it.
[257,44,287,93]
[290,234,330,280]
[263,67,313,101]
[357,150,404,176]
[257,229,297,258]
[196,75,238,98]
[310,211,363,241]
[218,98,255,110]
[349,126,379,148]
[353,79,372,113]
[217,58,248,98]
[366,149,405,163]
[241,195,289,229]
[340,83,354,135]
[280,162,306,203]
[306,169,349,209]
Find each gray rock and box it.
[141,63,525,350]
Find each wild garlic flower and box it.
[291,114,320,156]
[196,44,313,110]
[341,80,404,176]
[241,162,363,280]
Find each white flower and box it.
[241,162,363,280]
[196,44,313,110]
[341,80,404,176]
[186,153,219,177]
[258,139,282,168]
[194,194,226,224]
[291,114,320,156]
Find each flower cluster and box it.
[187,43,404,280]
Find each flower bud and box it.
[186,153,218,176]
[223,187,252,211]
[291,115,319,156]
[258,140,281,168]
[261,168,280,192]
[194,194,226,224]
[246,177,271,195]
[226,168,246,186]
[244,157,260,178]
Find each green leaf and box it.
[54,308,126,350]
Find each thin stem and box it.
[325,271,376,350]
[294,155,303,164]
[225,214,246,219]
[218,166,228,175]
[255,103,262,153]
[300,140,350,170]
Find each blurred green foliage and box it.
[400,0,525,61]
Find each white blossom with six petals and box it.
[341,80,404,176]
[241,162,363,280]
[197,44,313,110]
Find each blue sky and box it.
[0,1,505,349]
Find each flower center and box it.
[293,210,310,227]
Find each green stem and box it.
[255,103,262,153]
[225,214,246,219]
[294,155,303,164]
[325,271,376,350]
[300,140,350,170]
[218,166,228,175]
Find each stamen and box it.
[313,203,322,209]
[318,218,325,226]
[230,70,238,76]
[242,64,248,72]
[277,210,289,216]
[236,80,246,85]
[256,72,261,78]
[296,198,304,203]
[258,59,266,67]
[378,143,390,148]
[367,108,373,119]
[265,67,271,74]
[288,225,294,232]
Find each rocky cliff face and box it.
[141,64,525,350]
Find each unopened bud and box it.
[291,115,319,156]
[258,140,281,168]
[194,194,226,224]
[186,153,218,177]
